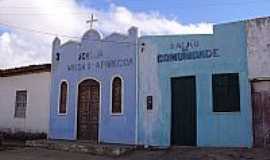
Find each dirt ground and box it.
[0,147,270,160]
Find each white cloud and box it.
[0,0,212,69]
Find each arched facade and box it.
[77,79,100,141]
[58,80,68,115]
[110,75,124,115]
[49,28,138,144]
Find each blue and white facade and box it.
[49,27,138,144]
[138,21,253,147]
[48,17,270,148]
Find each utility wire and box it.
[0,0,269,11]
[0,0,268,16]
[121,0,270,7]
[0,21,136,45]
[0,0,269,7]
[0,22,79,38]
[0,12,88,16]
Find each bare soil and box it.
[0,147,270,160]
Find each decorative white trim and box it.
[74,77,102,143]
[57,80,69,116]
[110,75,124,116]
[135,38,139,145]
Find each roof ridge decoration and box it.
[82,29,101,41]
[54,27,138,49]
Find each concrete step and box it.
[26,140,135,156]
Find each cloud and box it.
[97,5,212,35]
[0,0,212,69]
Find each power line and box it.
[112,0,270,8]
[0,22,79,38]
[0,5,268,16]
[129,0,269,9]
[0,0,269,11]
[0,21,136,45]
[0,12,88,16]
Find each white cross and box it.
[86,14,98,29]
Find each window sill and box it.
[110,113,124,116]
[212,111,241,116]
[14,117,26,119]
[57,113,68,116]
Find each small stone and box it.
[112,148,121,156]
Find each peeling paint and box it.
[252,81,270,147]
[246,18,270,79]
[138,22,253,147]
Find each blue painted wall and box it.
[49,28,138,144]
[138,22,253,147]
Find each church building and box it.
[49,27,138,144]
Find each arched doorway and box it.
[77,79,100,141]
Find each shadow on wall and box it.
[0,131,47,141]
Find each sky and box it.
[79,0,270,24]
[0,0,269,68]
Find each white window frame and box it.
[110,75,124,116]
[57,80,69,116]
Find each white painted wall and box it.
[247,17,270,79]
[0,72,51,133]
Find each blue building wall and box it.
[49,28,138,144]
[138,22,253,147]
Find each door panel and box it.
[171,76,197,146]
[252,90,270,147]
[77,79,100,141]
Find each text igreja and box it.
[67,58,133,71]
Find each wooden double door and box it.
[171,76,197,146]
[77,79,100,141]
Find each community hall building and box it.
[0,16,270,148]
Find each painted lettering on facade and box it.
[78,50,103,61]
[67,50,133,71]
[170,40,199,52]
[158,40,220,63]
[157,49,219,63]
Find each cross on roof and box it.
[86,14,98,29]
